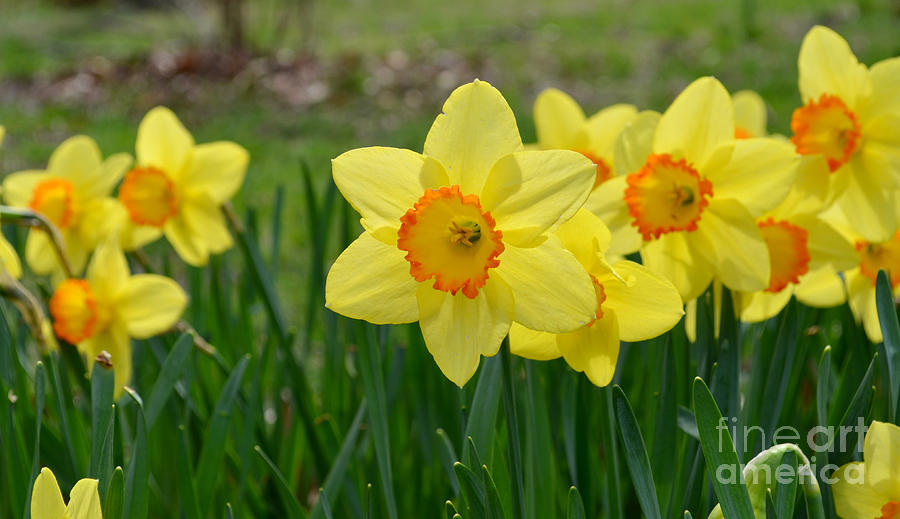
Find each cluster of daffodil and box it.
[327,25,900,390]
[0,107,248,395]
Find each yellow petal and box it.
[2,170,51,206]
[697,199,770,293]
[496,236,596,333]
[332,147,448,242]
[136,106,195,178]
[835,166,899,242]
[599,260,683,342]
[0,236,22,279]
[796,215,859,271]
[119,217,163,251]
[47,136,103,184]
[533,88,586,150]
[555,208,611,268]
[794,268,847,308]
[769,155,830,218]
[81,322,132,398]
[846,270,882,343]
[75,152,132,200]
[641,231,714,302]
[556,311,620,387]
[857,114,900,190]
[832,462,887,519]
[738,288,793,323]
[31,467,67,519]
[163,211,207,266]
[180,196,234,254]
[86,238,129,301]
[75,198,125,254]
[182,141,249,203]
[732,90,767,137]
[66,477,103,519]
[584,104,638,154]
[508,323,561,360]
[706,137,800,217]
[325,232,420,324]
[584,176,643,257]
[117,275,188,339]
[613,110,659,176]
[416,277,513,387]
[654,77,734,165]
[0,125,4,146]
[481,150,594,246]
[25,231,58,276]
[798,25,871,107]
[861,56,900,121]
[424,80,523,195]
[864,421,900,498]
[684,299,697,343]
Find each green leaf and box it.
[178,425,203,519]
[144,333,193,429]
[613,385,661,519]
[196,355,250,510]
[255,446,306,519]
[464,355,502,466]
[319,488,334,519]
[437,429,460,495]
[311,400,366,519]
[692,377,754,519]
[481,465,506,519]
[567,487,585,519]
[89,361,115,490]
[104,466,125,519]
[499,341,524,519]
[23,361,45,519]
[454,462,487,518]
[837,353,877,433]
[774,451,797,519]
[876,270,900,422]
[123,388,149,519]
[357,327,398,519]
[445,500,460,519]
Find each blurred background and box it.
[1,0,899,323]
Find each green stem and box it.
[501,338,525,519]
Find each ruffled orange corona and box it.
[758,219,811,293]
[397,185,504,299]
[49,279,105,344]
[791,94,861,172]
[624,153,713,240]
[29,179,77,229]
[856,231,900,288]
[878,502,900,519]
[734,127,753,139]
[578,150,614,189]
[118,166,179,227]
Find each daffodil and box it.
[732,90,768,139]
[30,467,102,519]
[737,211,857,323]
[49,239,187,394]
[326,79,598,386]
[2,136,131,275]
[790,25,900,242]
[832,421,900,519]
[117,107,249,266]
[509,209,682,386]
[0,125,22,279]
[589,77,799,301]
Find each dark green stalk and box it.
[501,338,525,519]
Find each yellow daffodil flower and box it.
[832,421,900,519]
[117,107,249,266]
[509,209,683,386]
[49,239,187,394]
[791,25,900,242]
[0,126,21,279]
[732,90,767,139]
[2,136,131,275]
[31,467,102,519]
[326,79,598,386]
[533,88,636,188]
[589,77,799,301]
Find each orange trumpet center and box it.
[758,219,810,293]
[29,178,77,229]
[790,94,861,172]
[734,126,753,139]
[578,150,614,189]
[49,279,108,344]
[857,231,900,288]
[118,166,179,227]
[625,153,713,240]
[397,185,504,299]
[878,501,900,519]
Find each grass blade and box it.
[613,385,661,519]
[500,340,524,519]
[23,361,45,519]
[145,333,193,429]
[255,446,306,519]
[567,487,586,519]
[123,388,149,519]
[310,400,366,519]
[89,361,115,487]
[876,270,900,422]
[104,466,125,519]
[454,462,487,518]
[178,425,203,519]
[692,377,754,519]
[774,450,797,519]
[464,354,502,466]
